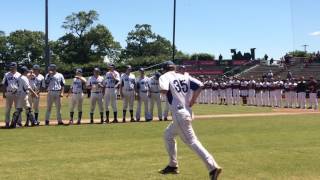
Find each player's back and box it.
[160,71,202,112]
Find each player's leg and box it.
[136,96,142,121]
[77,94,83,124]
[122,92,129,122]
[129,92,135,121]
[33,95,40,122]
[150,94,155,120]
[156,94,163,121]
[54,93,63,124]
[69,94,76,124]
[90,95,97,123]
[98,93,104,123]
[159,121,179,174]
[45,93,54,125]
[174,111,221,175]
[5,93,14,128]
[144,94,151,121]
[104,93,110,123]
[111,90,118,122]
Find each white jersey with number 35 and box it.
[159,71,203,113]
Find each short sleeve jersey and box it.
[45,73,65,91]
[2,72,21,92]
[87,76,104,93]
[121,73,135,91]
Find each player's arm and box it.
[2,76,7,98]
[189,76,204,107]
[60,75,65,97]
[114,73,121,88]
[119,77,124,98]
[159,75,169,95]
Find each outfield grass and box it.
[0,96,272,122]
[0,114,319,179]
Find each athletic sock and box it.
[100,112,104,123]
[105,111,109,123]
[114,112,118,121]
[78,112,82,123]
[130,110,134,120]
[90,113,94,123]
[123,110,126,122]
[70,112,74,121]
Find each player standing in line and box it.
[204,78,212,104]
[2,62,21,128]
[104,64,120,123]
[67,69,87,125]
[120,65,136,123]
[148,72,163,121]
[10,66,39,128]
[225,77,233,105]
[255,79,263,106]
[135,68,152,122]
[240,77,249,105]
[87,68,104,124]
[296,76,307,109]
[262,78,270,107]
[158,61,222,180]
[219,79,226,105]
[269,78,277,107]
[247,77,256,106]
[288,79,298,108]
[308,76,318,110]
[283,79,291,108]
[211,79,219,104]
[28,64,44,123]
[232,77,240,105]
[275,76,284,108]
[44,64,65,126]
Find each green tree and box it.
[0,31,8,62]
[55,10,121,64]
[6,30,45,65]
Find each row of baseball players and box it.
[197,76,319,109]
[1,62,169,128]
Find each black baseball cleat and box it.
[159,166,179,175]
[45,120,50,126]
[209,167,222,180]
[146,119,153,122]
[112,119,118,123]
[130,118,135,122]
[164,118,168,121]
[57,121,64,125]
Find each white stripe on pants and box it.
[122,90,135,111]
[4,92,18,124]
[104,89,117,112]
[297,92,306,108]
[164,108,219,171]
[136,92,150,120]
[90,93,104,113]
[150,93,162,119]
[29,95,40,113]
[69,93,83,112]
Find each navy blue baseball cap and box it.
[21,66,29,73]
[108,63,115,68]
[32,64,40,70]
[139,68,145,72]
[49,64,57,69]
[9,62,17,68]
[155,72,161,78]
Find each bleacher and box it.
[238,64,283,79]
[278,62,320,80]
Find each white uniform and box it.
[44,72,65,123]
[148,76,162,120]
[87,76,104,114]
[211,82,219,104]
[104,71,120,114]
[69,77,85,113]
[289,82,297,108]
[275,81,283,107]
[226,80,233,105]
[284,82,291,108]
[2,71,20,124]
[136,76,151,121]
[219,82,226,104]
[248,80,256,105]
[255,82,263,106]
[29,73,44,114]
[159,71,219,172]
[269,81,277,107]
[121,73,136,112]
[232,80,241,105]
[262,82,270,106]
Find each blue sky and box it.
[0,0,319,59]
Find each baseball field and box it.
[0,97,320,180]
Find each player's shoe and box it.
[146,119,153,122]
[45,120,50,126]
[158,166,179,175]
[209,167,222,180]
[122,119,126,123]
[69,120,74,125]
[57,121,64,125]
[164,118,168,121]
[112,119,118,123]
[130,118,135,122]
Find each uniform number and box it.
[173,80,188,93]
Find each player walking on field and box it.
[28,64,44,123]
[44,64,65,125]
[2,62,21,128]
[158,61,222,180]
[11,66,39,128]
[120,65,136,123]
[87,68,104,124]
[103,64,120,123]
[67,69,87,124]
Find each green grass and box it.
[0,114,320,179]
[0,97,272,122]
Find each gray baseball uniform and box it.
[148,76,162,120]
[44,72,65,123]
